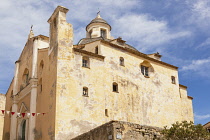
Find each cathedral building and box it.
[3,6,193,140]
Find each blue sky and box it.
[0,0,209,125]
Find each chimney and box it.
[47,6,73,54]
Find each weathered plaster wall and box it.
[50,6,193,140]
[53,38,193,139]
[83,41,100,54]
[35,46,57,140]
[3,36,51,140]
[179,86,193,122]
[0,94,6,140]
[72,121,164,140]
[3,38,34,140]
[3,5,193,140]
[17,39,34,92]
[3,81,13,140]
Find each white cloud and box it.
[192,0,210,19]
[194,113,210,121]
[181,58,210,71]
[112,14,191,52]
[181,58,210,77]
[196,38,210,49]
[185,0,210,31]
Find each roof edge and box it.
[179,84,187,89]
[101,40,178,69]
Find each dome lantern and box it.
[86,12,111,39]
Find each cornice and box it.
[73,48,105,59]
[179,84,187,89]
[101,40,178,69]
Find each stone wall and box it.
[72,121,164,140]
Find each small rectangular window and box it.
[101,29,106,38]
[113,83,118,92]
[105,109,108,117]
[120,57,124,66]
[82,59,88,67]
[40,84,42,92]
[171,76,176,84]
[83,87,88,96]
[95,47,98,54]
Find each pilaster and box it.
[10,60,20,140]
[28,78,38,140]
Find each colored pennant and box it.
[21,113,25,118]
[0,110,46,117]
[1,110,5,114]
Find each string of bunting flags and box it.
[1,110,46,118]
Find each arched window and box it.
[21,120,26,140]
[82,57,89,68]
[120,57,124,66]
[83,87,88,96]
[40,60,44,72]
[22,68,29,84]
[113,82,118,92]
[140,61,154,78]
[95,46,99,54]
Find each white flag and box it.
[6,111,10,115]
[27,113,30,117]
[17,113,21,117]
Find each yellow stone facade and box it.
[3,6,193,140]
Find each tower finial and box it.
[28,25,34,39]
[97,8,101,18]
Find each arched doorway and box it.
[21,120,26,140]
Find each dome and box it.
[86,13,111,31]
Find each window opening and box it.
[95,46,98,54]
[113,82,118,92]
[105,109,109,117]
[101,29,106,38]
[39,78,42,92]
[171,76,176,84]
[141,65,149,76]
[89,30,92,38]
[40,60,44,72]
[82,57,89,68]
[120,57,124,66]
[83,87,88,96]
[23,68,29,84]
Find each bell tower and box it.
[86,12,112,39]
